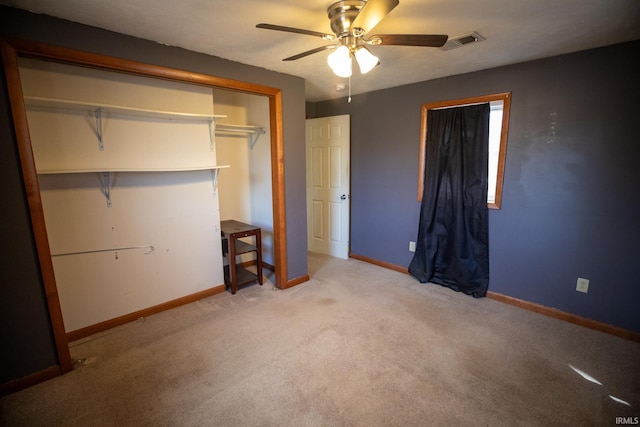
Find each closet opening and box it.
[1,38,287,375]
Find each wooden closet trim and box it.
[1,38,289,376]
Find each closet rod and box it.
[215,123,265,134]
[52,245,155,257]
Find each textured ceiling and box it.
[3,0,639,101]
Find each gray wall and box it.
[0,5,308,385]
[313,40,640,333]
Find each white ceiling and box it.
[3,0,639,102]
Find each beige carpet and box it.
[2,253,639,426]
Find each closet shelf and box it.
[36,165,230,175]
[24,96,227,122]
[38,166,230,207]
[25,96,266,150]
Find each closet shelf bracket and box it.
[250,131,263,149]
[211,169,219,196]
[100,171,112,207]
[208,118,225,151]
[95,108,104,151]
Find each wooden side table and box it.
[220,220,263,294]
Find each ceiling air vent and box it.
[440,32,485,51]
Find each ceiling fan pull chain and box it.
[348,75,352,103]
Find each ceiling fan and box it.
[256,0,448,78]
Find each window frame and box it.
[417,92,512,209]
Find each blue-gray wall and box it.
[0,58,60,386]
[0,5,308,386]
[313,40,640,333]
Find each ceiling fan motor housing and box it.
[328,0,366,37]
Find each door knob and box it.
[340,194,349,200]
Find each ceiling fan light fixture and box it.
[257,0,449,83]
[327,45,353,77]
[354,45,379,74]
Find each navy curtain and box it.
[409,103,490,297]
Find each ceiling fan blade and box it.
[256,23,335,41]
[283,45,337,61]
[351,0,399,33]
[369,34,448,47]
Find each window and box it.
[417,92,511,209]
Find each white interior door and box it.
[305,114,350,259]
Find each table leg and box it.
[229,237,237,294]
[256,231,263,285]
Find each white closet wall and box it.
[20,58,226,333]
[214,90,274,266]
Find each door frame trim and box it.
[1,37,288,376]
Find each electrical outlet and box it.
[576,277,589,293]
[409,241,416,252]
